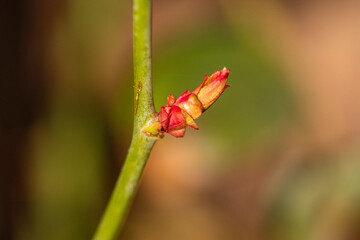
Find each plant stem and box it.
[92,0,156,239]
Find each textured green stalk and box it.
[92,0,156,239]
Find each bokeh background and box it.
[1,0,360,239]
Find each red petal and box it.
[157,107,170,130]
[174,90,192,104]
[167,106,186,131]
[167,128,186,138]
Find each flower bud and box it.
[143,68,230,138]
[193,67,230,110]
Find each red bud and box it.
[143,68,230,138]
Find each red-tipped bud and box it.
[193,67,230,109]
[143,68,230,138]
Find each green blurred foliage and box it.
[269,151,360,240]
[30,99,106,240]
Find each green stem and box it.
[92,0,156,239]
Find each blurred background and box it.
[1,0,360,239]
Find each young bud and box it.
[143,68,230,138]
